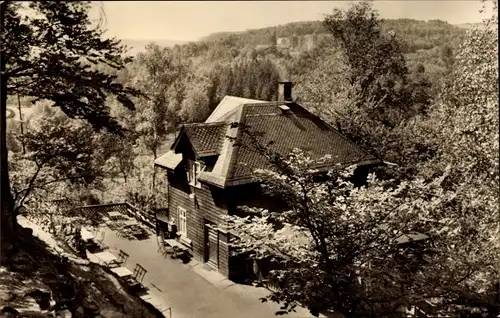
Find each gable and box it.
[184,123,228,157]
[170,122,228,159]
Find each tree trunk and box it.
[1,1,15,259]
[17,92,25,154]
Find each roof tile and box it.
[184,123,228,157]
[228,103,376,181]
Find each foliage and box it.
[290,2,438,182]
[3,1,141,133]
[225,4,499,317]
[381,19,466,53]
[431,0,498,182]
[109,9,464,157]
[100,156,169,211]
[179,77,212,122]
[199,19,465,54]
[214,59,281,101]
[323,2,430,127]
[225,147,499,317]
[130,43,188,158]
[9,111,110,216]
[94,132,135,182]
[1,1,142,254]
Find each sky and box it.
[90,1,494,42]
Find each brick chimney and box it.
[278,81,293,102]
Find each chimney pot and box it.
[278,81,293,101]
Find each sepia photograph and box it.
[0,1,498,317]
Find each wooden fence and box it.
[69,202,161,231]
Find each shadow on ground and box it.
[1,226,164,318]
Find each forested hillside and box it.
[199,19,466,52]
[3,1,498,317]
[110,17,467,125]
[8,17,467,126]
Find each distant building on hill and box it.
[276,36,291,48]
[275,33,332,51]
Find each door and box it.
[204,223,218,269]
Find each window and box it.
[177,206,187,237]
[187,160,204,187]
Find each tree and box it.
[405,64,433,115]
[293,43,352,120]
[270,30,277,46]
[94,131,135,183]
[225,5,499,317]
[5,128,21,153]
[225,146,498,317]
[129,43,189,189]
[9,112,107,219]
[1,1,141,256]
[440,44,455,72]
[323,1,430,128]
[179,78,211,123]
[294,3,435,181]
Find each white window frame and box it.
[187,160,204,188]
[177,206,187,237]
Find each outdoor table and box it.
[110,266,133,278]
[93,251,118,266]
[123,219,138,226]
[108,211,122,218]
[81,228,95,241]
[108,211,126,222]
[85,240,102,253]
[165,239,188,258]
[164,239,180,248]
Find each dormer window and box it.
[187,160,204,188]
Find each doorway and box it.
[204,222,218,269]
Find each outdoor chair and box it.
[117,250,129,266]
[125,263,147,294]
[156,236,165,253]
[132,263,147,283]
[157,237,172,257]
[170,246,188,260]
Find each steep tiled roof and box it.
[157,96,381,187]
[205,96,267,123]
[154,150,183,170]
[226,103,377,182]
[183,122,228,157]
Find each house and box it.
[153,81,382,280]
